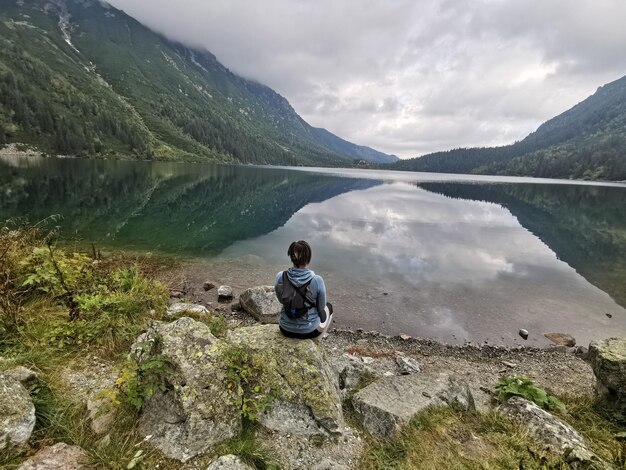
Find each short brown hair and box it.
[288,240,312,268]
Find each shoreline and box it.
[3,144,626,187]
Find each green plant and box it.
[221,345,275,421]
[106,332,172,411]
[214,421,281,470]
[495,375,565,411]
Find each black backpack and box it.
[279,271,315,319]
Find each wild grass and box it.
[358,406,563,470]
[214,421,281,470]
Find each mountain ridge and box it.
[0,0,397,166]
[391,75,626,181]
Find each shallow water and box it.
[2,155,625,346]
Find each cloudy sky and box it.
[108,0,626,158]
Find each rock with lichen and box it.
[224,324,344,435]
[136,317,241,462]
[17,442,90,470]
[134,319,344,461]
[0,374,35,450]
[352,373,474,437]
[588,337,626,416]
[500,396,607,469]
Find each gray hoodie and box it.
[274,267,326,334]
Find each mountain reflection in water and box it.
[1,156,625,345]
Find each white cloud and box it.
[107,0,626,157]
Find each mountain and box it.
[0,0,394,166]
[392,75,626,181]
[0,157,378,254]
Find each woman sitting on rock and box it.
[274,240,333,339]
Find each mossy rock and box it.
[134,319,343,462]
[136,318,242,462]
[224,324,344,435]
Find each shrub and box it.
[495,375,565,411]
[104,331,172,412]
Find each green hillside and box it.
[393,75,626,181]
[0,0,393,165]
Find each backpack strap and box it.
[284,272,315,308]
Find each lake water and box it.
[2,155,625,346]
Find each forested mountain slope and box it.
[0,0,395,165]
[393,75,626,181]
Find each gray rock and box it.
[500,397,606,468]
[544,332,576,347]
[218,285,233,301]
[60,362,117,437]
[259,400,328,436]
[352,373,474,437]
[519,329,529,340]
[0,374,35,450]
[238,286,282,323]
[137,317,241,462]
[396,355,421,375]
[4,366,38,388]
[166,303,209,316]
[203,281,216,292]
[17,443,89,470]
[588,337,626,415]
[226,325,344,435]
[135,319,344,461]
[87,394,116,436]
[169,290,185,299]
[330,354,374,395]
[206,454,255,470]
[311,458,349,470]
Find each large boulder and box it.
[17,443,90,470]
[0,374,35,450]
[500,397,605,468]
[134,319,344,461]
[588,337,626,415]
[352,373,474,437]
[238,286,282,324]
[136,317,241,462]
[226,325,344,435]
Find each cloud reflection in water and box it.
[219,182,625,346]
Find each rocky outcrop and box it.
[206,455,255,470]
[136,317,241,462]
[17,443,90,470]
[166,302,209,316]
[588,337,626,416]
[238,286,282,324]
[135,319,343,462]
[0,374,35,450]
[352,373,474,437]
[500,397,605,468]
[226,325,344,435]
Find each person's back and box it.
[274,240,333,339]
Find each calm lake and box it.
[2,155,625,346]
